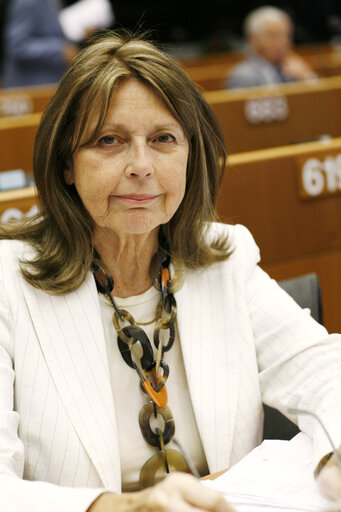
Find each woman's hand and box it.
[88,472,235,512]
[316,452,341,502]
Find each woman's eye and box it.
[99,135,117,145]
[154,134,176,143]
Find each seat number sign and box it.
[297,151,341,199]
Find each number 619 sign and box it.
[297,152,341,199]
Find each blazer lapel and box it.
[175,263,240,473]
[22,272,121,491]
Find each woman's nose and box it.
[125,142,154,178]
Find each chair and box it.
[263,273,323,440]
[277,272,323,324]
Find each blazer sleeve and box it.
[0,244,104,512]
[234,225,341,467]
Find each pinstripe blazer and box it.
[0,223,341,511]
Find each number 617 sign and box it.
[297,152,341,199]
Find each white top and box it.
[99,286,209,491]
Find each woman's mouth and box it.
[114,194,160,205]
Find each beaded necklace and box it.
[92,245,198,488]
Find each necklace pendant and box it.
[139,450,190,489]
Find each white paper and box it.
[59,0,114,42]
[204,433,332,512]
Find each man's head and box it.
[244,6,292,65]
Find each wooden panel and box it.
[303,51,341,78]
[0,113,41,173]
[186,64,230,92]
[0,186,38,223]
[296,150,341,200]
[221,137,341,262]
[204,76,341,153]
[0,85,55,116]
[180,50,244,68]
[218,137,341,333]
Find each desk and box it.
[204,76,341,153]
[0,187,38,223]
[0,113,41,173]
[0,85,55,116]
[218,137,341,332]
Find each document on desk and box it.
[204,433,332,512]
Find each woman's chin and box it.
[94,209,170,239]
[116,210,168,236]
[113,218,161,238]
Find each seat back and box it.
[263,273,323,440]
[278,273,323,324]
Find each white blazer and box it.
[0,223,341,512]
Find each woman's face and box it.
[65,79,189,242]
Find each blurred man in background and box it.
[226,6,317,89]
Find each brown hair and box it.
[0,31,230,294]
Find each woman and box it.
[0,31,340,511]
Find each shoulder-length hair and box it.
[0,31,230,294]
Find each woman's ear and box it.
[64,163,74,185]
